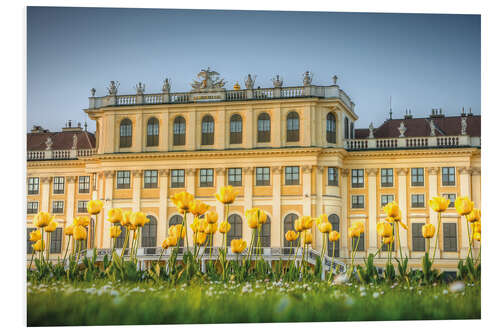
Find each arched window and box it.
[283,213,299,253]
[120,118,132,148]
[115,225,127,248]
[201,115,214,145]
[169,215,184,247]
[286,111,299,142]
[173,116,186,146]
[257,113,271,143]
[327,214,340,257]
[226,214,243,247]
[260,215,271,247]
[350,122,354,139]
[141,215,157,247]
[326,112,336,144]
[146,117,159,147]
[344,117,349,139]
[229,114,243,144]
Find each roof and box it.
[355,115,481,139]
[27,130,96,151]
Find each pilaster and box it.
[244,108,254,148]
[396,168,409,256]
[428,167,440,258]
[214,167,226,245]
[458,167,472,257]
[132,170,142,211]
[367,168,378,253]
[135,112,143,152]
[272,107,282,147]
[271,166,282,247]
[242,167,254,243]
[315,166,324,251]
[159,169,169,239]
[102,170,115,248]
[340,168,349,258]
[186,168,196,194]
[471,167,481,209]
[66,176,76,228]
[40,176,51,212]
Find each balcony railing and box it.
[27,148,97,161]
[345,135,478,151]
[89,85,355,111]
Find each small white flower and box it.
[443,289,449,295]
[449,281,465,293]
[372,292,380,298]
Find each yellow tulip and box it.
[302,230,313,245]
[169,224,186,239]
[472,222,481,234]
[383,201,401,219]
[87,200,104,215]
[285,230,299,242]
[348,222,365,238]
[189,200,209,217]
[73,225,87,240]
[166,235,178,247]
[422,223,435,238]
[191,217,201,233]
[34,212,53,228]
[64,225,74,236]
[215,186,238,204]
[204,222,218,234]
[161,238,170,249]
[318,221,333,234]
[294,218,304,232]
[73,216,90,227]
[195,232,207,245]
[130,211,150,227]
[300,216,313,230]
[110,225,122,238]
[319,213,328,223]
[219,221,231,234]
[231,239,247,253]
[245,208,259,229]
[473,232,481,242]
[352,221,365,234]
[32,240,44,252]
[455,197,474,216]
[383,235,394,245]
[170,191,194,214]
[206,210,218,224]
[107,208,123,224]
[45,220,58,233]
[429,196,450,213]
[29,229,41,242]
[121,210,132,227]
[128,224,138,231]
[257,209,267,224]
[329,230,340,242]
[466,208,481,223]
[377,222,393,238]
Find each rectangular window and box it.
[228,168,242,187]
[49,227,63,253]
[27,201,38,214]
[381,168,393,187]
[53,176,65,194]
[411,194,425,208]
[351,195,365,209]
[285,166,300,185]
[411,168,424,186]
[116,171,131,189]
[443,193,456,208]
[200,169,214,187]
[412,223,426,252]
[381,194,395,207]
[27,227,36,254]
[351,169,364,188]
[143,170,158,188]
[78,176,90,193]
[171,169,185,188]
[28,177,39,195]
[351,232,365,251]
[77,201,88,213]
[442,167,456,186]
[52,200,64,214]
[328,167,338,186]
[256,167,270,186]
[443,223,457,252]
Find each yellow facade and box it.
[26,79,481,273]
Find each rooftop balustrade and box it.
[345,135,480,151]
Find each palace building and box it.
[26,69,481,272]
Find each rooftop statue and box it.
[461,117,467,135]
[398,121,407,138]
[191,67,226,91]
[162,78,171,93]
[107,81,119,96]
[72,134,78,150]
[135,82,145,95]
[272,75,283,88]
[368,122,375,138]
[245,74,256,89]
[303,71,313,86]
[429,119,436,136]
[45,137,53,150]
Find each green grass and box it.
[27,279,480,326]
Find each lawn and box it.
[27,279,480,326]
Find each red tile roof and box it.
[355,115,481,139]
[27,130,96,151]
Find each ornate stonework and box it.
[471,167,481,176]
[242,167,254,175]
[366,168,379,176]
[457,167,472,175]
[41,176,52,184]
[132,170,143,177]
[427,167,439,175]
[67,176,77,184]
[272,166,282,174]
[159,169,169,177]
[341,168,350,177]
[301,165,312,174]
[186,168,196,176]
[191,68,226,91]
[396,168,408,176]
[215,168,226,176]
[103,170,115,178]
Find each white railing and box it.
[27,148,96,161]
[88,84,356,111]
[27,151,45,160]
[346,135,477,150]
[77,148,96,157]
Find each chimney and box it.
[430,108,444,118]
[468,107,473,116]
[404,109,413,119]
[461,107,466,116]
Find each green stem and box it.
[157,248,165,264]
[62,235,71,263]
[29,251,35,270]
[431,213,442,264]
[351,236,360,271]
[466,221,473,260]
[121,229,129,259]
[397,222,403,261]
[328,241,336,281]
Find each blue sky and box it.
[27,7,480,132]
